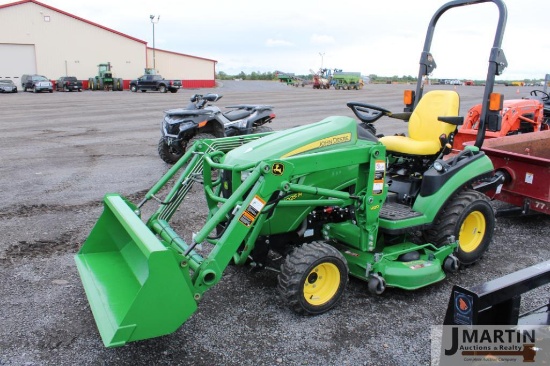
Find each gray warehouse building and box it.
[0,0,217,89]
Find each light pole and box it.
[319,52,325,70]
[150,15,160,71]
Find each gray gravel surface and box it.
[1,81,549,366]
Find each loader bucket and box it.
[75,194,197,347]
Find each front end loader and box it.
[76,0,507,347]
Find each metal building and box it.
[0,0,217,88]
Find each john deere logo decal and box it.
[272,163,284,176]
[282,132,352,157]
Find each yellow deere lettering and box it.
[284,192,303,201]
[282,133,351,157]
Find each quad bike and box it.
[75,0,507,347]
[158,93,275,164]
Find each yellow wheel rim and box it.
[459,211,486,253]
[303,262,340,306]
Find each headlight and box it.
[162,116,188,135]
[433,160,448,172]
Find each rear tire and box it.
[159,85,167,93]
[253,125,273,134]
[424,189,495,266]
[278,242,348,315]
[158,137,185,164]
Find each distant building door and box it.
[0,43,36,82]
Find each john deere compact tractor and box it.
[76,0,509,347]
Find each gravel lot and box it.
[1,81,549,366]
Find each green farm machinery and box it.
[75,0,509,347]
[332,70,363,90]
[276,71,306,87]
[88,62,123,91]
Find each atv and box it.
[158,93,275,163]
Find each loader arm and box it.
[75,131,386,347]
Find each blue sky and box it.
[3,0,549,80]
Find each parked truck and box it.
[129,74,182,93]
[55,76,82,92]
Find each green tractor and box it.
[75,0,508,347]
[88,62,123,91]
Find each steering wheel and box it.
[530,90,550,102]
[346,102,392,123]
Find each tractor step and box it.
[380,202,423,220]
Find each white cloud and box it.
[265,39,294,47]
[2,0,549,79]
[310,34,335,45]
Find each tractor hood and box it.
[223,116,363,165]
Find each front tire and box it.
[278,242,348,315]
[130,84,137,92]
[188,133,217,150]
[157,137,185,164]
[424,189,495,265]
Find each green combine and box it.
[75,0,509,347]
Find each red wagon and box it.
[481,130,550,215]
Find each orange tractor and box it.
[453,77,550,149]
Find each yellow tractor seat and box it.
[379,90,460,156]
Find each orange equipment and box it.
[453,98,546,149]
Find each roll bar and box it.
[414,0,508,148]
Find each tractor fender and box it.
[413,152,494,223]
[419,152,489,197]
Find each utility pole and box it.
[150,15,160,71]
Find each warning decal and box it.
[373,159,385,195]
[239,196,266,227]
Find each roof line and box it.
[147,47,217,63]
[0,0,147,44]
